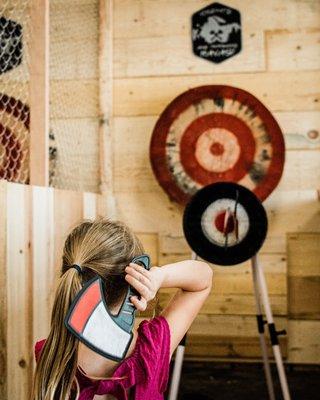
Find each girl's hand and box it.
[125,263,163,311]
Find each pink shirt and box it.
[35,316,171,400]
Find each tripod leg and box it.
[251,258,276,400]
[168,252,197,400]
[168,335,186,400]
[253,255,291,400]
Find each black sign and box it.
[192,2,242,64]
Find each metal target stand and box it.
[168,182,292,400]
[168,252,291,400]
[251,254,291,400]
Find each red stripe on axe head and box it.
[69,280,101,333]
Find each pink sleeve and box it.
[136,315,171,392]
[34,339,46,363]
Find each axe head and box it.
[64,254,150,361]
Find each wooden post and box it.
[99,0,117,217]
[0,181,7,399]
[29,0,49,186]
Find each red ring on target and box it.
[150,85,285,205]
[180,113,256,185]
[0,94,29,181]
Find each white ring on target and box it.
[165,98,273,195]
[195,128,241,172]
[201,198,249,247]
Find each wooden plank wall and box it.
[112,0,320,363]
[287,233,320,363]
[0,180,104,400]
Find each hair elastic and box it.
[71,264,82,274]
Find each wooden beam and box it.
[29,0,49,186]
[0,181,7,399]
[99,0,117,216]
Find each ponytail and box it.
[31,268,82,400]
[31,218,145,399]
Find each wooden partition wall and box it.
[0,180,105,399]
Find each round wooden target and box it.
[0,94,29,181]
[150,85,285,205]
[183,182,268,265]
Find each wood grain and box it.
[158,289,287,316]
[266,29,320,71]
[288,320,320,364]
[114,71,320,116]
[114,30,265,78]
[288,233,320,319]
[114,1,320,39]
[32,186,55,346]
[29,0,49,186]
[0,181,7,399]
[135,233,159,265]
[6,183,32,400]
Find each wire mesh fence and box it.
[0,0,31,184]
[0,0,101,192]
[49,0,100,192]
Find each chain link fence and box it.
[0,0,101,192]
[0,0,31,184]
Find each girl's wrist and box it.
[150,266,165,290]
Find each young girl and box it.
[32,218,213,400]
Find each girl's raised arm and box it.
[125,260,213,356]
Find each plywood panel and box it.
[267,29,320,71]
[264,190,320,237]
[288,233,320,319]
[116,191,184,235]
[83,192,97,220]
[182,314,287,359]
[114,0,320,39]
[53,189,84,282]
[135,233,159,265]
[185,334,287,360]
[158,289,287,316]
[288,320,320,363]
[287,233,320,277]
[114,71,320,117]
[32,186,55,344]
[159,234,287,262]
[276,111,320,150]
[114,30,265,78]
[288,277,320,319]
[279,151,320,191]
[6,183,32,400]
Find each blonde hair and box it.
[31,217,144,400]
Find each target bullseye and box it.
[214,211,235,234]
[183,182,268,265]
[210,142,224,156]
[195,127,241,173]
[150,85,285,205]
